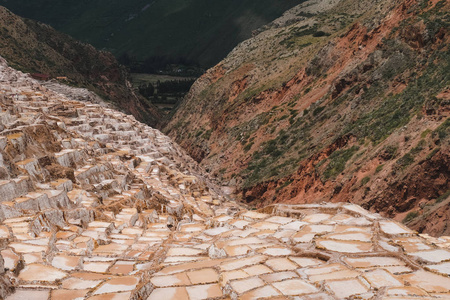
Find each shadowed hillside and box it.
[0,0,300,68]
[0,6,161,126]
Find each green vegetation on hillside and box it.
[323,146,360,180]
[196,0,450,190]
[346,49,450,143]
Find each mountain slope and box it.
[165,0,450,235]
[0,6,161,126]
[0,0,300,68]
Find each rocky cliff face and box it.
[0,6,162,127]
[1,54,450,300]
[165,0,449,235]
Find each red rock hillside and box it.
[165,0,450,236]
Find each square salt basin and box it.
[326,278,369,298]
[227,219,250,229]
[109,234,135,240]
[272,278,318,295]
[121,227,143,236]
[230,277,265,294]
[220,255,267,272]
[212,215,233,223]
[221,237,264,247]
[92,243,129,255]
[250,229,276,239]
[386,286,429,297]
[280,221,308,231]
[307,269,360,282]
[302,213,332,223]
[304,263,347,276]
[83,261,112,273]
[221,270,249,286]
[258,247,293,256]
[51,254,81,271]
[394,237,433,252]
[273,230,296,242]
[288,257,325,267]
[147,287,189,300]
[321,231,372,242]
[343,256,406,268]
[291,232,316,243]
[1,248,20,270]
[166,247,204,256]
[238,286,281,299]
[265,216,296,225]
[92,276,139,295]
[51,289,89,300]
[250,221,280,231]
[143,231,171,238]
[315,239,373,253]
[187,268,219,284]
[18,263,67,282]
[224,245,251,256]
[229,229,260,239]
[401,270,450,293]
[362,269,403,289]
[179,223,206,233]
[330,214,356,223]
[55,231,77,240]
[334,225,372,233]
[9,242,47,253]
[426,261,450,275]
[112,239,135,245]
[260,271,298,283]
[5,289,50,300]
[23,253,43,264]
[109,261,135,274]
[173,233,195,242]
[203,227,231,236]
[379,220,414,236]
[265,258,298,271]
[0,225,11,238]
[241,211,269,221]
[151,273,191,287]
[407,249,450,263]
[164,256,208,264]
[62,277,103,290]
[243,264,273,276]
[186,283,223,300]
